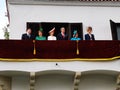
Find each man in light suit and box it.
[57,27,68,40]
[21,28,35,40]
[85,26,95,40]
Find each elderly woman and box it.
[47,27,57,40]
[35,28,46,40]
[71,30,81,41]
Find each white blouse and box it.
[88,34,92,40]
[47,36,57,40]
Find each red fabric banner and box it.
[0,40,119,59]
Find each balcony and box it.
[0,40,120,62]
[0,40,119,90]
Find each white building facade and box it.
[7,0,120,40]
[0,0,120,90]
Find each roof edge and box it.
[6,0,10,23]
[7,1,120,7]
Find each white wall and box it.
[35,74,73,90]
[12,76,29,90]
[9,4,120,40]
[79,74,116,90]
[0,60,119,72]
[11,73,116,90]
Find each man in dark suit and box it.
[57,27,68,40]
[85,26,95,40]
[21,28,35,40]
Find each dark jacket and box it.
[85,34,95,40]
[21,33,35,40]
[57,33,68,40]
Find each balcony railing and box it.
[0,40,120,62]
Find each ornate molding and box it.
[30,72,35,90]
[73,72,81,90]
[116,74,120,90]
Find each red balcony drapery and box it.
[0,40,120,61]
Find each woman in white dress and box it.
[47,27,57,40]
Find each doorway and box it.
[27,22,83,40]
[41,22,69,38]
[110,20,120,40]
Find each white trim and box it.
[7,0,120,7]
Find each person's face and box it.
[50,31,54,36]
[61,28,65,33]
[27,29,32,34]
[87,29,92,34]
[75,33,78,38]
[38,31,43,36]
